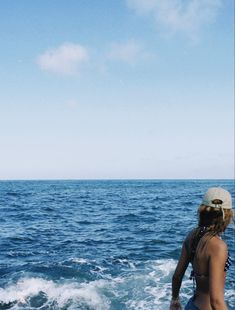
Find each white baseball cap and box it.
[202,187,232,210]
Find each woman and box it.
[170,187,233,310]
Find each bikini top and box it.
[189,227,232,279]
[224,253,232,272]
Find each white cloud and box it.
[126,0,223,39]
[107,40,145,64]
[37,43,89,75]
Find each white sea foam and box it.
[0,259,233,309]
[125,259,179,309]
[225,289,235,308]
[113,258,136,269]
[0,259,190,310]
[70,258,88,264]
[0,278,110,309]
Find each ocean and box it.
[0,180,234,309]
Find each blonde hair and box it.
[198,204,233,234]
[187,204,234,262]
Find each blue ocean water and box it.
[0,180,234,310]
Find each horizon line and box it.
[0,178,234,182]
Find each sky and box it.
[0,0,234,180]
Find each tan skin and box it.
[170,229,228,310]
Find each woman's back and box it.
[186,230,228,310]
[170,187,233,310]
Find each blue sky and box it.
[0,0,234,179]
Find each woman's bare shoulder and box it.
[208,236,227,248]
[207,236,227,255]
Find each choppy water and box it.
[0,180,234,309]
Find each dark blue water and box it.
[0,180,234,309]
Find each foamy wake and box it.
[0,278,110,310]
[0,259,234,309]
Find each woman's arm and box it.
[170,240,190,310]
[208,239,228,310]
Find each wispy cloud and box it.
[126,0,223,40]
[107,40,146,64]
[37,43,89,75]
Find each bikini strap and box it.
[224,252,232,272]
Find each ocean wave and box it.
[0,258,234,309]
[1,180,234,309]
[0,259,177,309]
[0,278,110,310]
